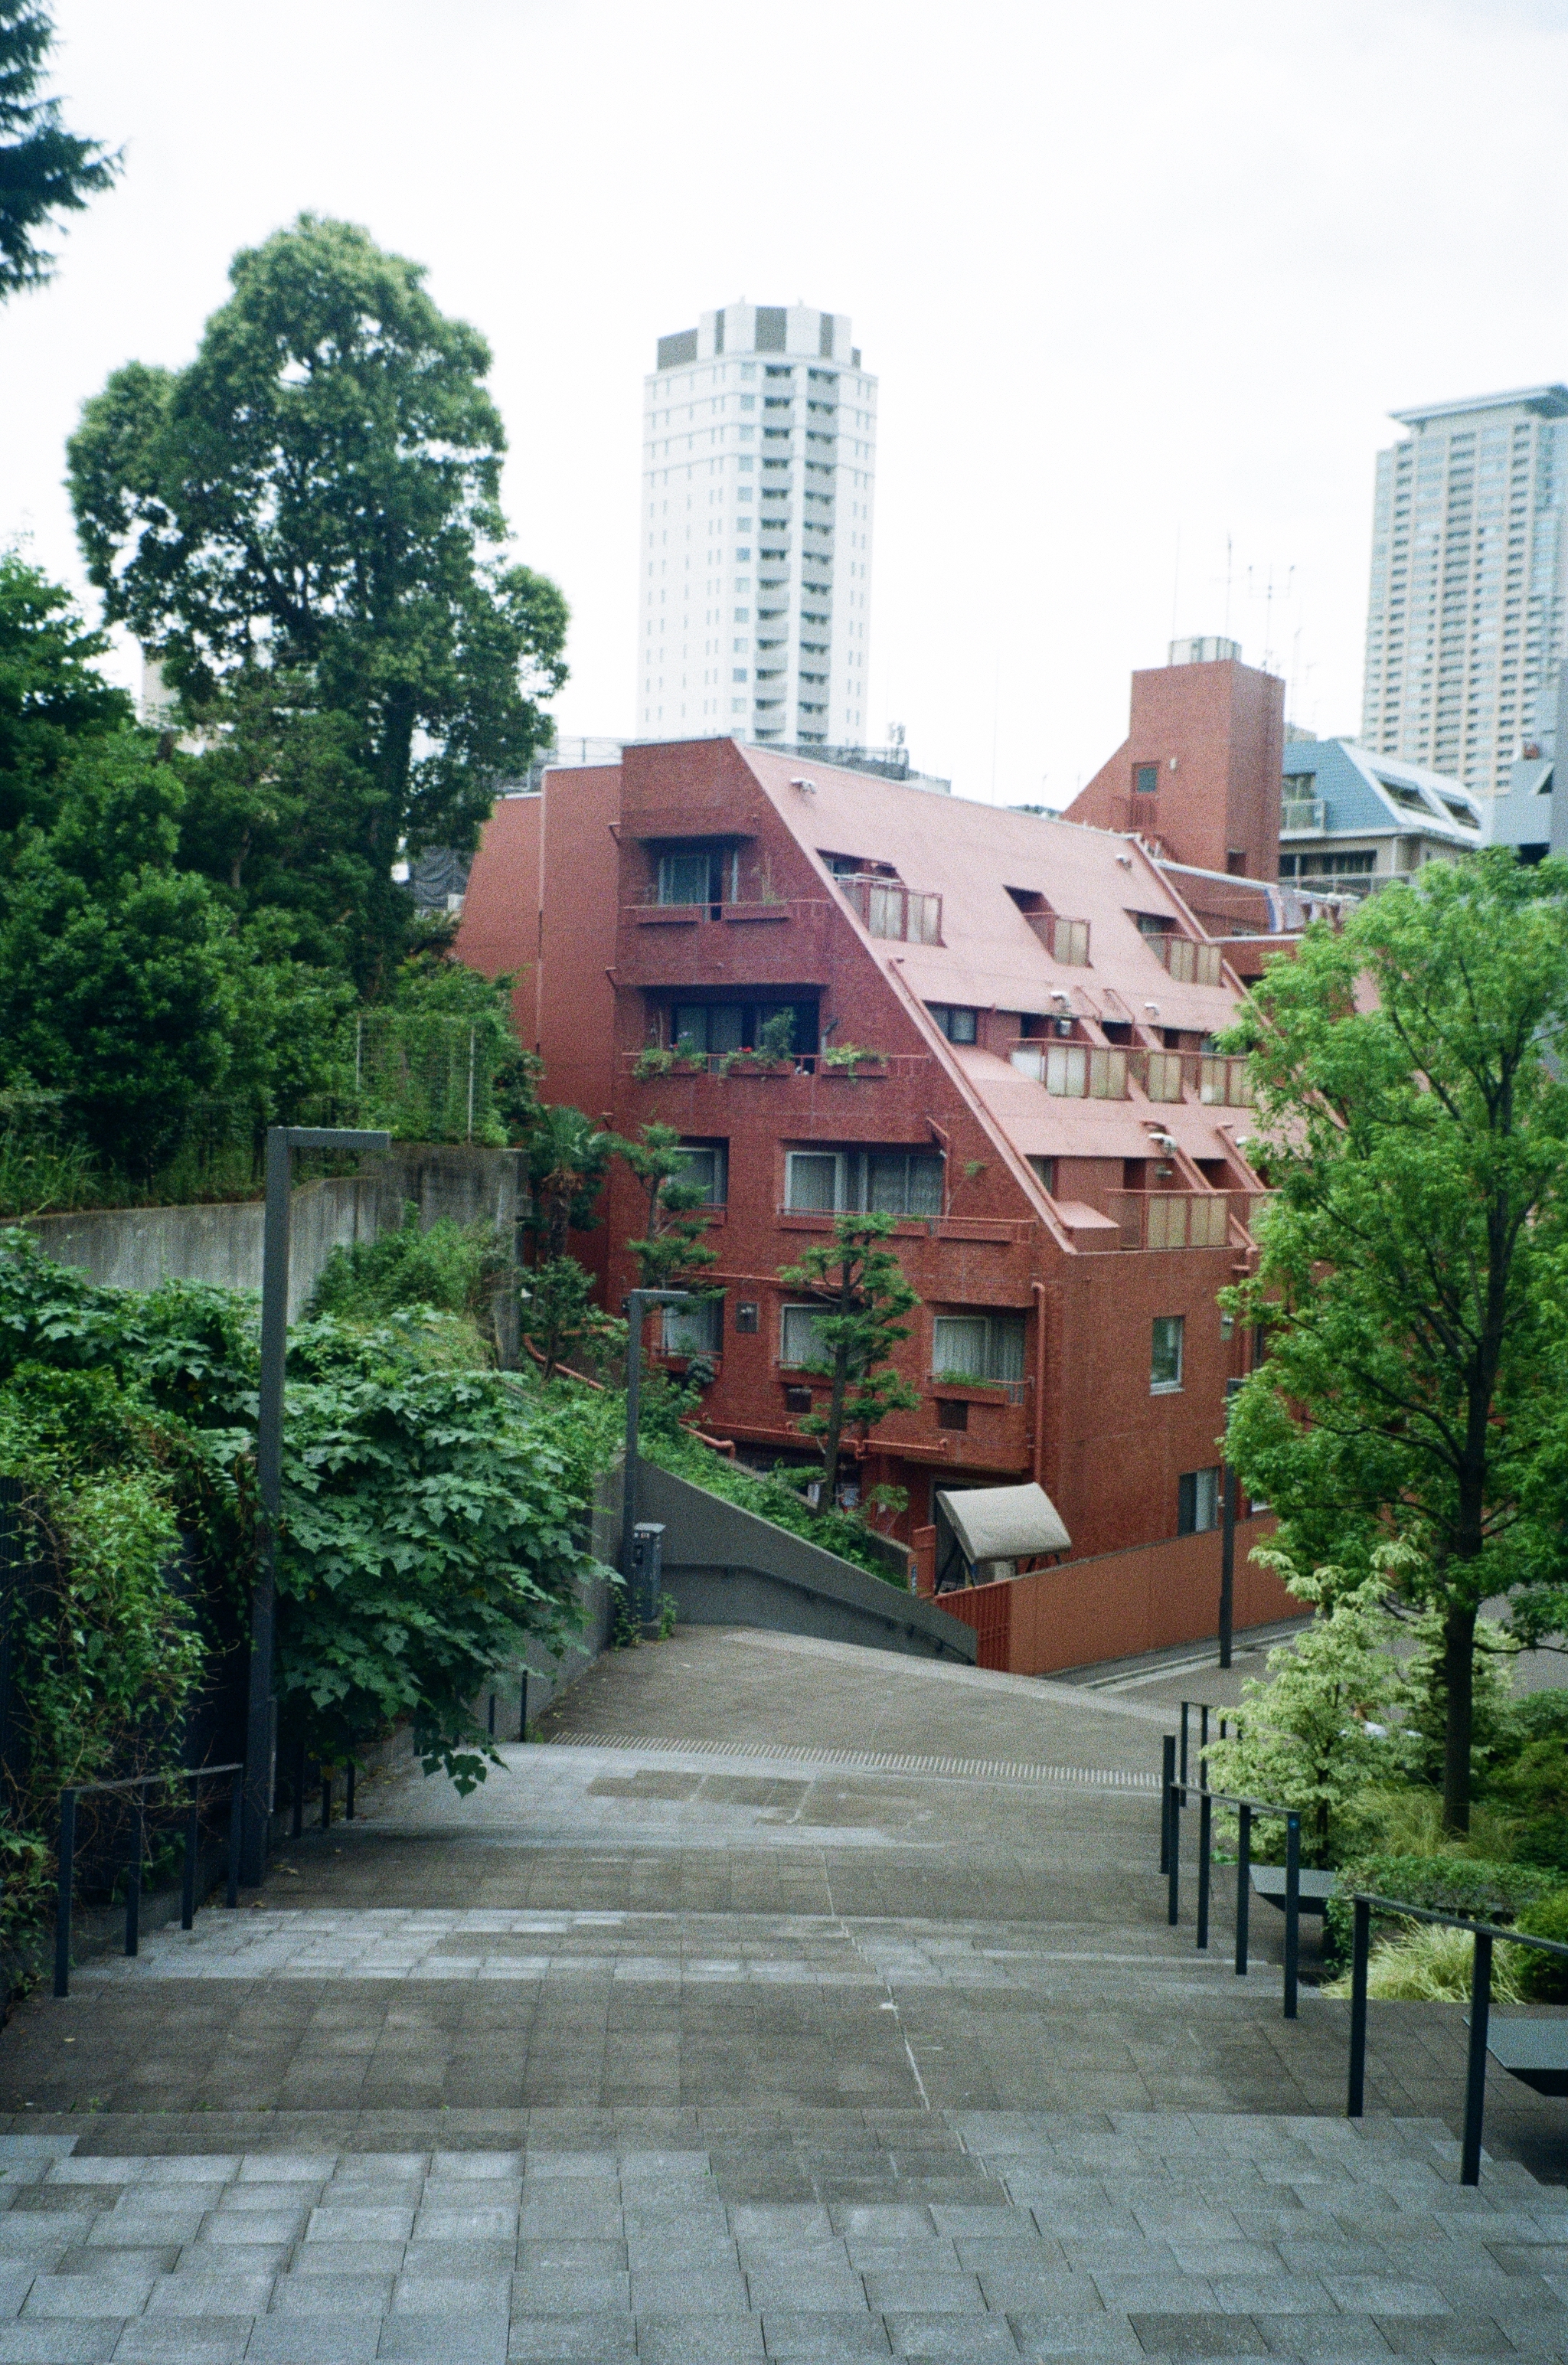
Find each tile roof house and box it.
[457,737,1295,1671]
[1277,738,1482,893]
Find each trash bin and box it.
[629,1521,666,1635]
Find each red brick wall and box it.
[1067,661,1285,881]
[939,1515,1292,1674]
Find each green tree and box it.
[1223,851,1568,1832]
[173,668,404,988]
[620,1123,720,1299]
[1204,1548,1412,1867]
[0,2,119,299]
[0,550,131,847]
[0,730,237,1168]
[776,1212,920,1498]
[67,213,568,979]
[521,1255,622,1383]
[525,1105,617,1261]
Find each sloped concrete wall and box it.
[601,1460,978,1665]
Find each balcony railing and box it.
[1148,934,1224,985]
[1132,1050,1255,1108]
[1024,913,1090,965]
[1103,1191,1233,1250]
[1009,1044,1129,1099]
[837,874,942,945]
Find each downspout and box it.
[1031,1279,1048,1485]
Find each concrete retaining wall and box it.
[27,1144,523,1327]
[602,1461,978,1664]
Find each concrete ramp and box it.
[612,1460,978,1665]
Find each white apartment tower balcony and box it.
[637,302,876,750]
[1361,385,1568,799]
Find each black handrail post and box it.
[1461,1930,1492,2187]
[320,1770,332,1831]
[1179,1702,1190,1786]
[487,1691,496,1739]
[1166,1783,1181,1925]
[1197,1788,1213,1952]
[1283,1811,1301,2020]
[519,1668,528,1743]
[291,1739,305,1841]
[1235,1802,1251,1976]
[345,1759,355,1821]
[1199,1703,1210,1774]
[225,1769,243,1909]
[124,1798,143,1958]
[181,1782,199,1932]
[53,1788,76,1999]
[1160,1736,1175,1871]
[1347,1895,1370,2118]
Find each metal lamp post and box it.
[240,1125,390,1887]
[621,1288,693,1604]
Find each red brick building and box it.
[457,736,1296,1664]
[1066,644,1285,884]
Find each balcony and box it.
[1023,913,1089,965]
[619,896,836,988]
[1102,1191,1236,1249]
[1009,1044,1129,1099]
[836,874,942,945]
[1131,1050,1255,1108]
[1148,934,1224,985]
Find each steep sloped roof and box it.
[1281,740,1482,844]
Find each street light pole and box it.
[620,1288,693,1579]
[240,1125,390,1887]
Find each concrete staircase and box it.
[0,2107,1563,2363]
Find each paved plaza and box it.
[0,1625,1560,2363]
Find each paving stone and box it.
[632,2320,766,2365]
[374,2318,509,2364]
[1129,2318,1270,2357]
[505,2316,636,2359]
[1008,2317,1145,2358]
[0,2330,123,2363]
[107,2324,254,2363]
[22,2281,154,2321]
[757,2311,893,2355]
[880,2318,1024,2359]
[242,2321,381,2363]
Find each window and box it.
[929,1004,978,1044]
[1134,763,1159,796]
[1151,1315,1184,1393]
[932,1311,1026,1385]
[1178,1467,1220,1534]
[673,1143,726,1206]
[785,1148,943,1217]
[1027,1155,1057,1195]
[658,847,734,907]
[670,1001,816,1056]
[662,1295,723,1357]
[780,1303,831,1368]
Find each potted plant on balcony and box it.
[821,1041,887,1080]
[724,1009,801,1077]
[634,1042,705,1080]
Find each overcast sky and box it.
[5,0,1567,806]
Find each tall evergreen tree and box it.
[67,214,567,983]
[0,2,119,297]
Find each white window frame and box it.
[1151,1314,1184,1394]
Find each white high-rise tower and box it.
[1361,386,1568,796]
[637,302,876,747]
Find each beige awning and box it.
[936,1482,1072,1568]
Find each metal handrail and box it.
[54,1761,244,1999]
[1159,1737,1305,2017]
[1345,1891,1568,2184]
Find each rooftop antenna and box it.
[1223,534,1233,642]
[1248,562,1294,678]
[1170,524,1182,645]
